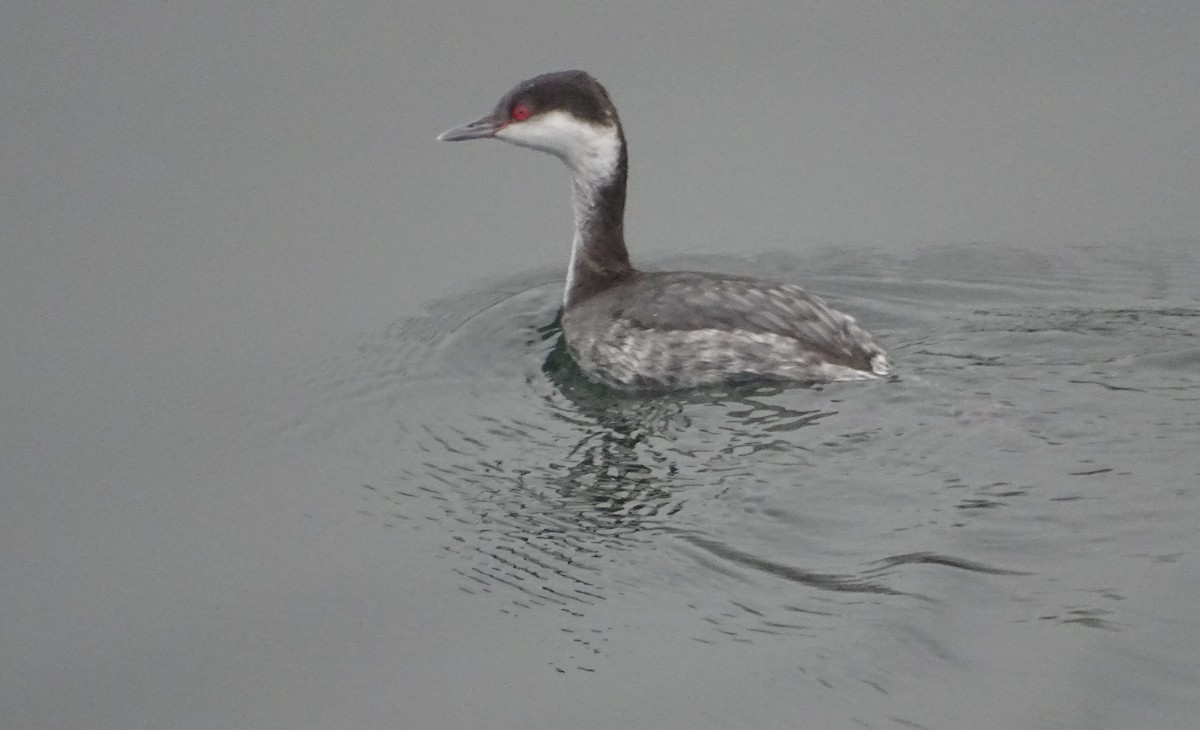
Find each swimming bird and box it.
[438,70,891,390]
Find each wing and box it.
[611,272,884,368]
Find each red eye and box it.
[511,103,531,121]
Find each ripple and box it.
[866,551,1029,576]
[275,243,1200,681]
[674,533,912,596]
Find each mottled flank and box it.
[563,272,892,390]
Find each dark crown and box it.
[495,70,619,126]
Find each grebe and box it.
[438,70,892,390]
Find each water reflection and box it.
[291,245,1199,691]
[337,280,928,622]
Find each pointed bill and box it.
[437,114,503,142]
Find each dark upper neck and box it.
[564,127,635,308]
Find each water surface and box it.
[4,3,1200,728]
[282,242,1200,728]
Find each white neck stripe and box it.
[495,111,623,307]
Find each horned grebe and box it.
[438,70,892,390]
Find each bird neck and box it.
[563,125,633,308]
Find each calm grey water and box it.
[280,243,1200,729]
[4,3,1200,729]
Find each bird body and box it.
[439,70,891,390]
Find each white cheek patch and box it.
[495,111,579,157]
[496,111,621,189]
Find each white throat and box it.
[495,110,621,182]
[496,111,623,306]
